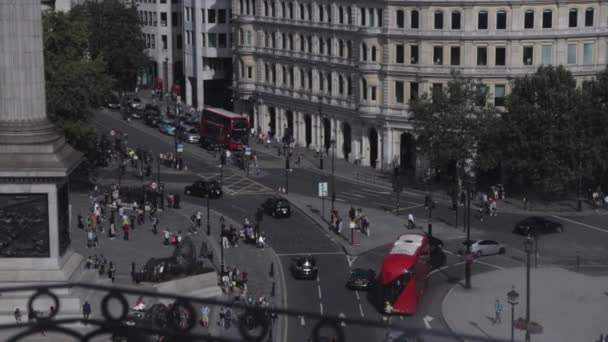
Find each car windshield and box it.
[187,128,198,134]
[298,259,315,267]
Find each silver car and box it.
[470,240,506,257]
[180,126,200,144]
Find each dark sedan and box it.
[291,256,318,280]
[200,136,222,151]
[262,197,291,218]
[184,180,222,198]
[513,216,564,236]
[104,94,121,109]
[143,111,162,127]
[346,268,375,291]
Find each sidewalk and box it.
[441,267,608,342]
[250,139,608,217]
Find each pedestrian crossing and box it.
[335,187,420,207]
[196,171,273,195]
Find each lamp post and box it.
[464,184,472,289]
[330,138,336,212]
[220,148,227,189]
[283,141,290,194]
[206,194,211,236]
[220,216,226,275]
[523,235,533,342]
[507,286,519,342]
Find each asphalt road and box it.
[95,108,608,342]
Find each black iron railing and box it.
[0,282,510,342]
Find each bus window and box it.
[382,272,411,305]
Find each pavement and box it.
[441,266,608,342]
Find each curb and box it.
[440,283,467,342]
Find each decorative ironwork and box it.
[0,282,511,342]
[0,193,49,257]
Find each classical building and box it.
[183,0,234,108]
[137,0,185,93]
[231,0,608,173]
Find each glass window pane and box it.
[541,46,552,65]
[567,44,577,64]
[583,43,593,64]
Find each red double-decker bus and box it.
[380,233,430,315]
[200,107,249,150]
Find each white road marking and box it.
[359,188,391,195]
[358,303,365,317]
[552,215,608,234]
[319,303,324,315]
[474,259,505,270]
[317,285,322,299]
[354,291,360,300]
[347,255,358,267]
[335,198,346,202]
[338,312,346,327]
[390,204,425,212]
[341,192,365,198]
[423,315,434,329]
[276,252,345,256]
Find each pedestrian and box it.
[152,215,159,235]
[123,223,129,241]
[14,308,22,323]
[87,229,94,248]
[196,211,202,230]
[82,301,91,322]
[489,199,497,216]
[109,222,116,239]
[219,307,225,328]
[494,299,503,325]
[200,305,210,328]
[407,213,415,229]
[77,214,84,230]
[129,213,136,230]
[108,262,116,283]
[163,228,171,245]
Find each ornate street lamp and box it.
[507,286,520,342]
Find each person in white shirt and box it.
[407,213,415,229]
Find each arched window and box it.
[478,10,488,29]
[327,73,332,93]
[361,43,367,61]
[282,33,287,49]
[524,10,534,29]
[319,4,324,22]
[434,10,443,29]
[411,10,419,28]
[585,7,594,27]
[307,4,312,21]
[264,1,269,16]
[569,8,578,28]
[300,34,305,51]
[542,9,552,28]
[319,71,324,91]
[300,4,304,20]
[347,76,352,96]
[319,38,324,54]
[371,46,377,61]
[339,40,344,57]
[326,38,332,55]
[239,29,244,45]
[338,75,344,94]
[347,41,352,58]
[281,2,286,18]
[496,10,507,29]
[361,78,367,100]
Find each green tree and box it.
[43,12,112,159]
[410,71,502,189]
[502,66,580,194]
[71,0,148,93]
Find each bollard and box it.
[269,262,274,278]
[271,282,276,297]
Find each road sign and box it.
[245,147,252,156]
[318,182,328,197]
[177,143,184,153]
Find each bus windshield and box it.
[233,119,248,130]
[382,272,412,305]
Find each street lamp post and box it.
[331,138,336,212]
[220,216,226,275]
[283,142,289,194]
[507,286,520,342]
[523,235,533,342]
[206,194,211,236]
[464,184,472,289]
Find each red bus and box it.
[380,233,430,315]
[200,107,249,150]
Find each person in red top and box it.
[122,223,129,241]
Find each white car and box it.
[470,240,505,257]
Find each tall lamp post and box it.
[507,286,519,342]
[330,138,336,212]
[464,184,473,289]
[206,194,211,236]
[283,141,290,194]
[220,216,226,275]
[523,235,533,342]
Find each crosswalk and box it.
[196,170,274,195]
[336,187,420,207]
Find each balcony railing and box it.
[0,282,511,342]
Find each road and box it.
[95,108,608,342]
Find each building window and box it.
[307,4,312,21]
[299,4,304,20]
[496,10,507,29]
[371,46,377,61]
[585,8,594,27]
[410,45,419,64]
[523,46,533,65]
[338,75,344,94]
[290,35,294,51]
[299,69,304,87]
[395,81,404,103]
[396,10,404,28]
[360,7,366,26]
[567,44,577,64]
[411,10,419,28]
[327,73,332,93]
[396,44,404,63]
[319,39,324,54]
[495,47,506,65]
[542,9,552,28]
[308,36,312,53]
[281,2,286,18]
[265,2,269,16]
[569,8,578,28]
[361,79,367,100]
[208,9,216,23]
[282,33,287,50]
[434,11,443,29]
[209,33,218,48]
[326,38,332,55]
[369,8,374,26]
[583,43,593,64]
[347,76,352,95]
[410,82,419,101]
[247,66,252,79]
[161,34,168,49]
[377,9,382,27]
[450,46,460,65]
[541,45,552,65]
[433,46,443,65]
[339,40,344,57]
[524,10,534,29]
[266,65,270,82]
[347,41,352,59]
[361,43,367,61]
[477,47,487,66]
[246,31,252,45]
[494,84,506,106]
[289,3,293,19]
[218,9,226,24]
[271,3,276,17]
[161,12,167,26]
[201,33,206,47]
[338,6,343,23]
[172,12,179,26]
[451,11,461,30]
[347,7,352,24]
[371,86,377,101]
[478,10,488,29]
[176,34,182,49]
[432,83,442,100]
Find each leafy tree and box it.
[502,66,581,194]
[410,71,502,189]
[71,0,148,93]
[43,12,112,159]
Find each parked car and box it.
[143,111,162,127]
[200,136,222,151]
[158,118,176,136]
[104,94,121,109]
[346,268,375,291]
[261,197,291,218]
[291,256,318,280]
[513,216,564,236]
[125,96,144,111]
[467,240,506,257]
[179,126,200,144]
[184,180,222,198]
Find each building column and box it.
[377,129,384,170]
[361,126,369,167]
[352,123,361,163]
[196,75,204,110]
[296,111,304,147]
[185,78,193,107]
[335,118,344,159]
